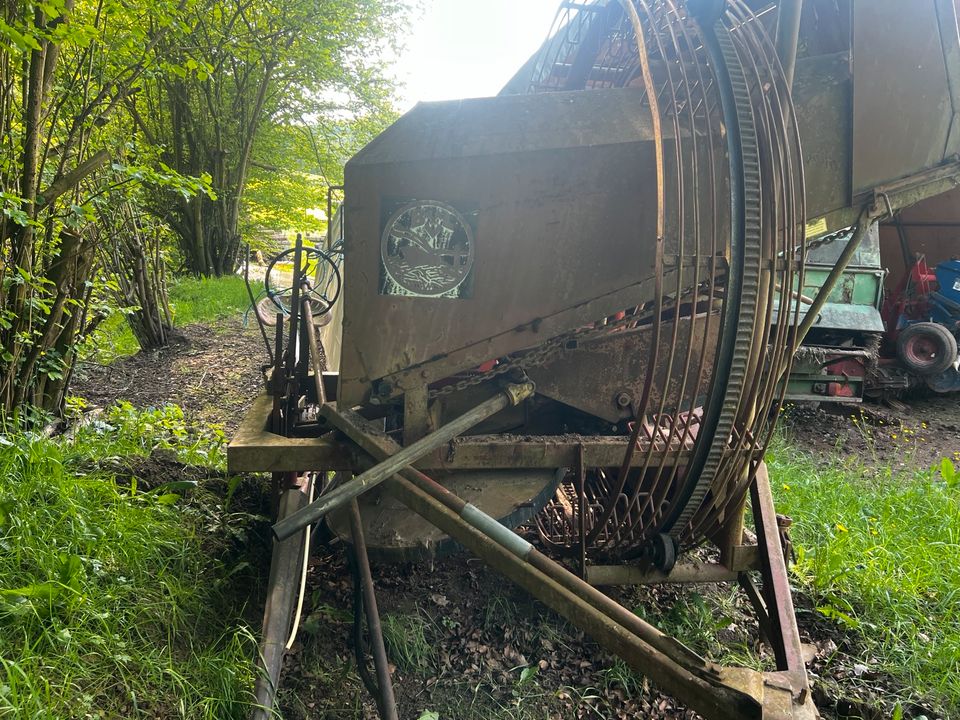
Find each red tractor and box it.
[878,256,960,395]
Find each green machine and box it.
[784,224,886,403]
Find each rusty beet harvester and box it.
[229,1,960,718]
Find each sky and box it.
[395,0,564,111]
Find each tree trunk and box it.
[99,201,174,351]
[176,193,241,276]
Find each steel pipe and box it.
[796,208,873,344]
[586,562,741,586]
[348,499,399,720]
[301,297,326,405]
[272,382,534,540]
[775,0,804,88]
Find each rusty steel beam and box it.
[751,463,806,677]
[228,395,701,474]
[348,499,398,720]
[252,475,310,720]
[272,383,535,540]
[586,562,744,586]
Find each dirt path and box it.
[72,317,269,433]
[783,393,960,471]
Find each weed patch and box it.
[382,610,436,673]
[0,404,266,719]
[768,436,960,715]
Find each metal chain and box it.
[803,226,852,254]
[426,298,686,399]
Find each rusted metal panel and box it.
[793,52,852,220]
[852,0,956,192]
[528,314,721,423]
[339,88,663,406]
[938,0,960,156]
[327,469,562,562]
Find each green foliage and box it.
[768,438,960,713]
[134,0,407,276]
[0,0,216,414]
[0,403,260,718]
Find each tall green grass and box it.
[0,404,263,719]
[768,436,960,714]
[168,276,259,327]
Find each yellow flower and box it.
[836,523,848,533]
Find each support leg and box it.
[348,499,399,720]
[750,463,805,674]
[252,473,310,720]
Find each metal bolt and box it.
[615,392,633,409]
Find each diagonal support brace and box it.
[272,382,534,541]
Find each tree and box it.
[96,196,174,351]
[0,0,188,414]
[240,110,397,248]
[134,0,405,277]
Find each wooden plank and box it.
[227,395,356,472]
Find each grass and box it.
[0,402,265,719]
[768,434,960,715]
[168,276,260,327]
[90,276,260,363]
[381,610,436,673]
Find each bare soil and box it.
[70,318,954,720]
[782,392,960,472]
[71,316,269,433]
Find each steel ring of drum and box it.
[530,0,805,562]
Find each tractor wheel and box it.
[896,322,958,376]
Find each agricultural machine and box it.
[786,232,960,404]
[229,1,960,718]
[878,256,960,395]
